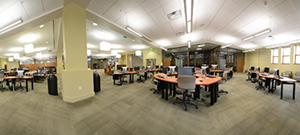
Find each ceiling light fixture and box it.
[160,47,168,51]
[242,29,271,41]
[0,18,23,33]
[36,52,42,58]
[126,26,142,37]
[116,54,121,58]
[100,41,111,51]
[92,23,98,26]
[87,50,91,56]
[14,53,20,59]
[135,50,142,56]
[187,40,191,48]
[111,50,118,55]
[221,43,232,48]
[9,57,13,61]
[243,49,255,53]
[39,25,44,28]
[19,34,37,43]
[184,0,194,33]
[242,36,254,41]
[24,44,34,53]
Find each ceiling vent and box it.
[167,10,182,21]
[176,32,184,36]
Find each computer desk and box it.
[259,73,297,99]
[153,73,221,106]
[113,71,138,85]
[4,76,34,92]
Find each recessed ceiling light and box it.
[39,25,44,28]
[132,39,135,41]
[46,41,48,43]
[19,34,37,43]
[9,47,23,52]
[92,23,97,26]
[126,26,142,37]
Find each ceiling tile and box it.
[5,2,22,20]
[129,5,147,19]
[114,13,137,27]
[158,0,172,6]
[161,0,180,15]
[232,0,255,9]
[245,2,264,20]
[169,18,184,34]
[254,0,276,13]
[42,0,62,12]
[102,2,126,22]
[273,16,290,26]
[148,8,165,20]
[278,0,296,15]
[25,3,44,19]
[266,7,284,20]
[285,11,300,23]
[141,0,160,13]
[94,0,117,8]
[0,0,18,9]
[273,0,286,5]
[87,0,108,15]
[223,0,243,14]
[0,11,13,26]
[118,0,140,11]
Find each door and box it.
[237,58,244,72]
[163,58,170,66]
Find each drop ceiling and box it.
[1,0,300,59]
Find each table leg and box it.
[293,83,295,100]
[26,79,28,92]
[281,82,283,99]
[129,74,132,84]
[210,84,214,105]
[173,84,176,97]
[132,74,134,83]
[165,82,168,101]
[161,81,165,99]
[31,78,34,90]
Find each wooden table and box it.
[259,73,297,99]
[154,73,222,106]
[113,71,139,85]
[4,76,34,92]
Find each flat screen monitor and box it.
[134,66,140,71]
[168,66,176,72]
[17,71,24,77]
[121,67,128,72]
[155,65,159,69]
[160,66,163,69]
[162,67,168,74]
[147,66,151,70]
[256,67,260,72]
[273,69,279,76]
[211,64,218,69]
[264,67,269,73]
[206,68,211,75]
[250,66,255,71]
[178,68,193,76]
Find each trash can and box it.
[93,71,101,92]
[48,73,58,95]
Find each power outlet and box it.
[78,86,82,90]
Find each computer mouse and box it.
[199,80,203,82]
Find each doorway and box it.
[236,58,244,72]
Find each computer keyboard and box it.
[275,76,284,79]
[157,75,165,78]
[261,74,267,76]
[206,75,216,78]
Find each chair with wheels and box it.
[218,71,229,96]
[150,77,159,94]
[137,69,145,83]
[173,76,198,111]
[0,71,5,92]
[255,72,265,90]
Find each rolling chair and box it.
[15,70,25,90]
[137,69,145,83]
[0,71,5,92]
[256,72,265,90]
[218,71,229,96]
[173,76,198,111]
[150,77,159,94]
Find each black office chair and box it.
[173,76,198,111]
[150,77,160,94]
[256,72,265,90]
[137,69,145,83]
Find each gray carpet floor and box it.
[0,70,299,135]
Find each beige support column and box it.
[61,3,94,103]
[56,51,63,74]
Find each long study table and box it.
[4,76,34,92]
[153,73,221,106]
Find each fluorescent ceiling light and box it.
[111,50,118,55]
[34,47,47,52]
[196,48,202,50]
[188,40,191,48]
[243,49,255,53]
[0,19,22,33]
[19,34,37,43]
[254,29,271,37]
[8,57,13,61]
[116,54,121,58]
[160,47,168,51]
[9,47,23,52]
[135,50,142,56]
[39,25,44,28]
[242,36,254,41]
[100,41,111,51]
[46,41,49,44]
[221,44,232,48]
[184,0,193,22]
[24,44,34,53]
[92,23,97,26]
[131,45,147,49]
[126,26,142,37]
[14,53,20,59]
[187,21,192,33]
[87,50,91,56]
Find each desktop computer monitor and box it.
[264,67,270,73]
[160,65,163,69]
[273,69,280,77]
[17,71,24,77]
[134,66,140,71]
[201,66,208,75]
[147,66,151,70]
[211,64,218,69]
[162,67,168,74]
[256,67,260,72]
[206,68,211,75]
[178,68,193,76]
[250,66,255,71]
[168,66,176,72]
[155,65,159,69]
[121,67,128,72]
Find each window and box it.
[271,48,278,64]
[295,45,300,64]
[281,47,290,64]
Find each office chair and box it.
[0,71,5,92]
[256,72,265,90]
[15,71,25,90]
[173,76,198,111]
[137,69,145,83]
[150,77,159,94]
[194,67,201,74]
[218,71,229,97]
